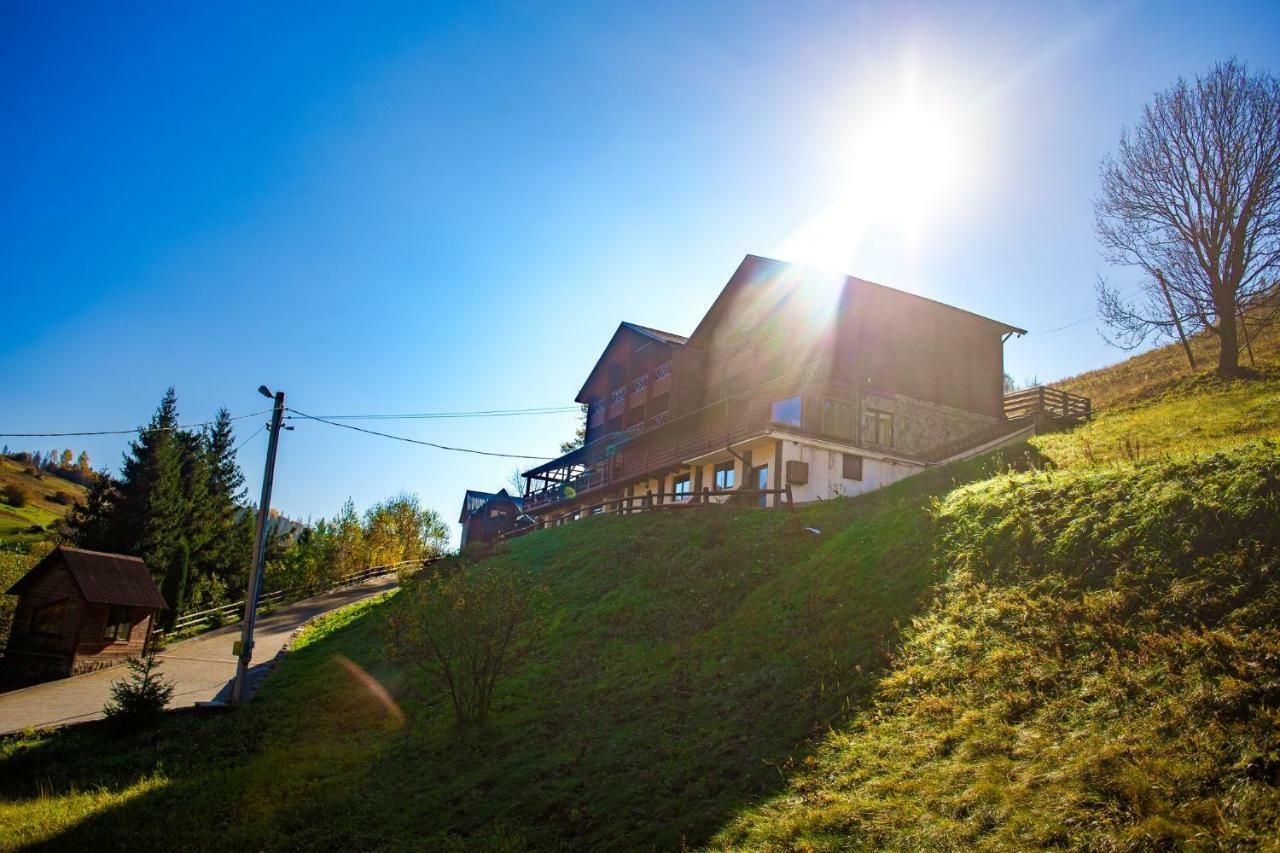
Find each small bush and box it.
[387,567,546,726]
[103,652,175,729]
[47,491,73,505]
[2,483,31,507]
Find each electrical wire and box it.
[0,410,271,438]
[232,423,268,455]
[285,408,554,461]
[305,406,580,421]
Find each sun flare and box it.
[776,68,979,273]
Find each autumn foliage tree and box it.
[1095,59,1280,376]
[387,567,546,726]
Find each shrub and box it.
[2,483,30,507]
[103,652,175,729]
[387,567,546,726]
[47,490,73,505]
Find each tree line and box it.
[2,446,96,488]
[266,493,449,592]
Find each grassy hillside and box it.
[0,451,1029,850]
[716,443,1280,848]
[0,458,86,544]
[4,331,1280,849]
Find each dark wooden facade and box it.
[4,547,167,678]
[523,255,1024,513]
[458,489,527,547]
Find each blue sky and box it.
[3,1,1278,542]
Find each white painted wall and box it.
[780,439,925,503]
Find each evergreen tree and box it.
[60,449,74,470]
[76,450,91,475]
[160,540,190,628]
[116,388,188,582]
[201,408,253,596]
[66,471,125,552]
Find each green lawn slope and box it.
[0,451,1027,850]
[715,443,1280,849]
[0,458,86,545]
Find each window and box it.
[30,599,67,636]
[673,475,691,501]
[842,453,864,481]
[822,399,854,440]
[771,395,802,427]
[104,605,132,642]
[714,461,735,490]
[864,409,894,446]
[754,465,769,507]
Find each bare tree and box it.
[1094,59,1280,376]
[506,466,526,497]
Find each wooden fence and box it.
[1002,385,1091,423]
[500,485,794,542]
[154,558,430,638]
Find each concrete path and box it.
[0,574,398,734]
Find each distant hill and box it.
[0,457,88,546]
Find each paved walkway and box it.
[0,574,398,734]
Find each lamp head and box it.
[258,385,273,399]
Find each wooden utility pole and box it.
[1156,270,1196,370]
[230,386,286,706]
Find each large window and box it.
[673,474,692,501]
[822,399,854,440]
[864,409,894,446]
[104,605,132,642]
[30,599,67,636]
[714,461,735,490]
[771,395,802,427]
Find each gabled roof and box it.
[460,490,495,522]
[685,255,1026,346]
[575,321,688,403]
[459,488,524,523]
[7,546,168,610]
[620,322,689,347]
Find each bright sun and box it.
[845,97,968,229]
[776,72,978,273]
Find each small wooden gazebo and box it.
[3,546,168,679]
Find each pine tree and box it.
[60,449,73,470]
[116,388,188,582]
[76,451,91,477]
[201,408,253,596]
[160,540,190,628]
[66,471,125,552]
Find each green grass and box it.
[0,450,1029,851]
[713,442,1280,849]
[1033,367,1280,467]
[0,458,87,545]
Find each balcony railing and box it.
[1003,386,1091,423]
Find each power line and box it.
[307,405,580,421]
[0,410,271,439]
[232,423,268,455]
[285,408,554,461]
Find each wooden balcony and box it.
[1003,386,1091,424]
